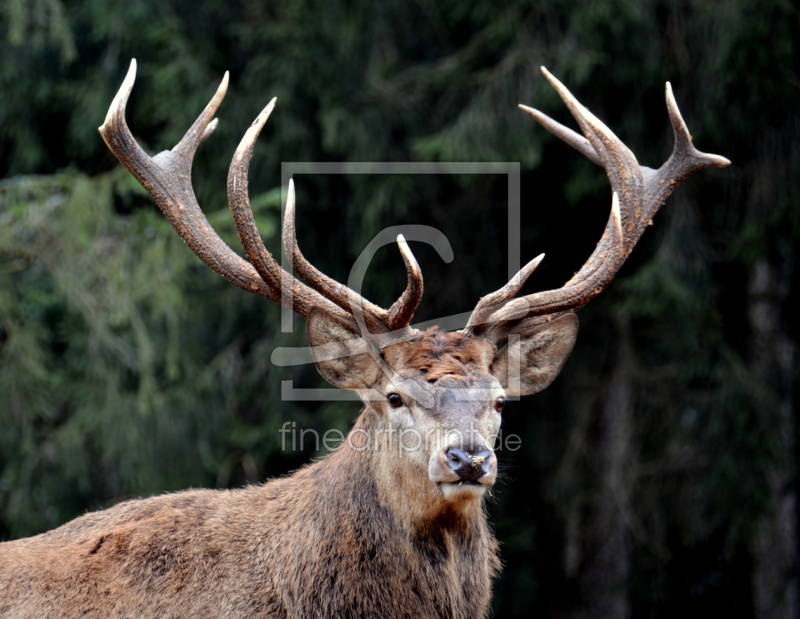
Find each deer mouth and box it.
[437,480,490,500]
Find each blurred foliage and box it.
[0,0,798,617]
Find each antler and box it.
[464,67,730,342]
[99,59,423,336]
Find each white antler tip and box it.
[212,71,229,102]
[665,82,677,105]
[520,253,545,279]
[396,234,414,258]
[709,154,732,167]
[101,59,138,128]
[283,180,297,223]
[396,234,421,276]
[285,179,296,207]
[233,98,277,159]
[200,118,219,143]
[255,99,277,125]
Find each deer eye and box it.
[387,393,404,408]
[494,396,506,412]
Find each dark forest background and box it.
[1,1,798,617]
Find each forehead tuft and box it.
[381,332,496,382]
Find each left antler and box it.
[99,59,423,336]
[464,67,730,342]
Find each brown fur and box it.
[0,312,579,618]
[0,440,497,618]
[0,336,502,619]
[382,330,497,383]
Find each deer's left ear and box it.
[490,313,579,396]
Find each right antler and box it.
[99,60,422,336]
[464,67,730,342]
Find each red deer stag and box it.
[0,60,729,618]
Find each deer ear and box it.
[490,313,578,396]
[306,306,382,390]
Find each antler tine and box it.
[655,82,732,204]
[465,253,545,331]
[283,187,425,332]
[465,68,729,341]
[386,234,424,330]
[99,60,279,301]
[281,182,390,327]
[518,105,603,167]
[227,103,348,318]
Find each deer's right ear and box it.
[490,313,579,396]
[306,306,382,390]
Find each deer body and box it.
[0,60,729,617]
[0,436,497,618]
[1,331,513,618]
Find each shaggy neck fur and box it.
[273,414,499,618]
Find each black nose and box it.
[445,447,494,481]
